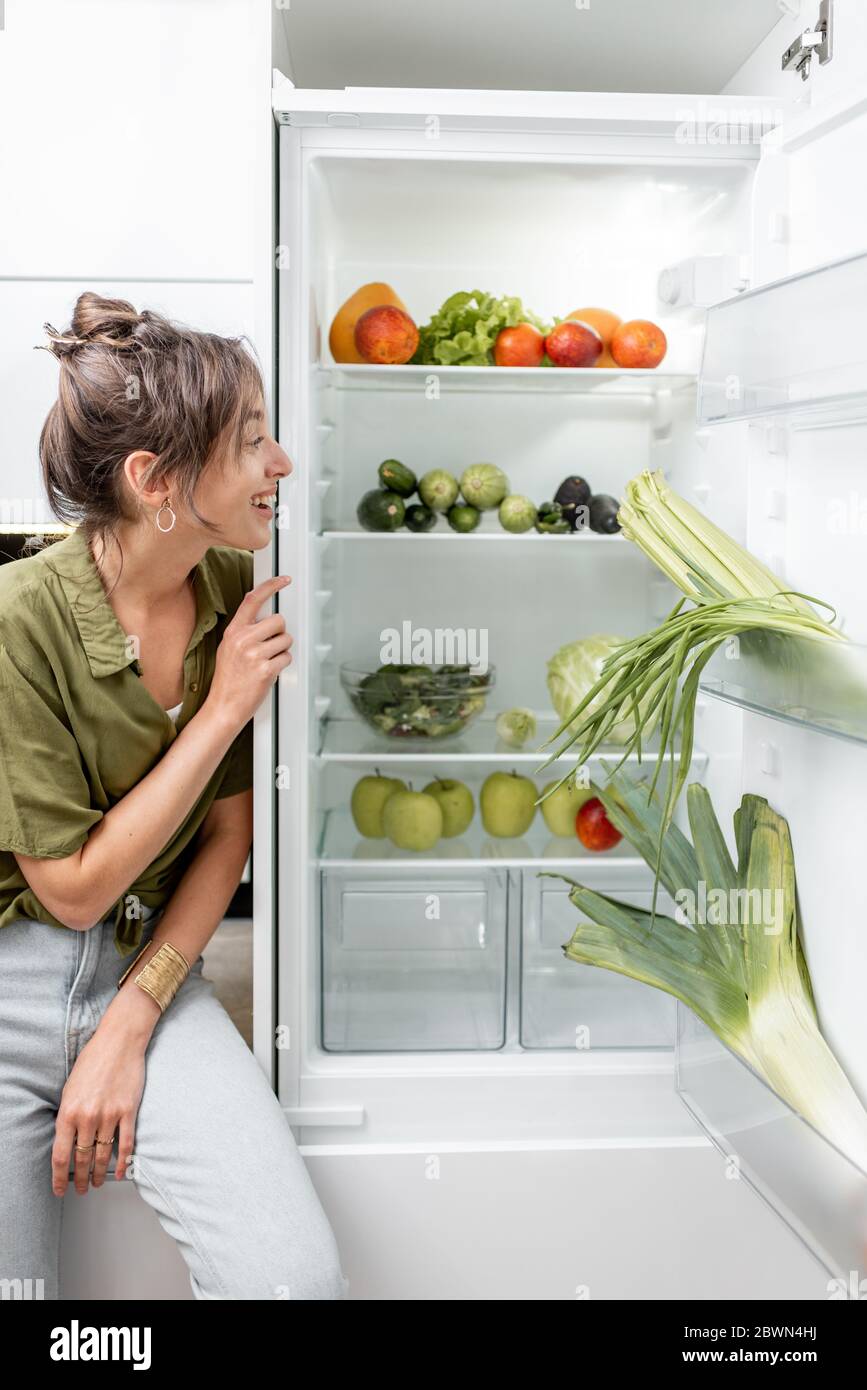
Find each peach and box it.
[567,307,621,368]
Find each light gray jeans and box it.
[0,910,350,1301]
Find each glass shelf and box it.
[318,528,627,544]
[318,809,646,869]
[699,630,867,747]
[676,1005,867,1281]
[698,250,867,428]
[317,362,695,397]
[317,717,708,769]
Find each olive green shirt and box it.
[0,527,255,956]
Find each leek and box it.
[537,470,845,898]
[543,768,867,1173]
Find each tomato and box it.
[576,797,622,851]
[494,322,545,367]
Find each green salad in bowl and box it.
[341,662,495,739]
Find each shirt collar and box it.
[42,526,227,679]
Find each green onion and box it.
[542,769,867,1172]
[537,470,845,905]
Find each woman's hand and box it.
[203,574,293,734]
[52,1022,152,1196]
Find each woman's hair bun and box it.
[71,291,146,346]
[38,292,147,358]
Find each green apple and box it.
[422,777,475,838]
[539,778,593,837]
[350,772,407,838]
[382,787,444,851]
[480,770,537,838]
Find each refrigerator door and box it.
[680,83,867,1281]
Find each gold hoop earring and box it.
[156,498,176,533]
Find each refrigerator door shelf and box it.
[676,1004,867,1283]
[321,869,507,1052]
[698,250,867,429]
[700,629,867,749]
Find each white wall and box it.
[0,0,270,519]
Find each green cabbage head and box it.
[546,634,659,746]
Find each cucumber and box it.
[378,459,417,497]
[357,489,406,531]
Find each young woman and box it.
[0,293,349,1301]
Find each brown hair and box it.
[29,291,265,585]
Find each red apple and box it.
[576,797,622,851]
[544,319,603,367]
[610,319,667,369]
[494,322,545,367]
[354,305,419,364]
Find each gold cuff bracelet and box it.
[118,941,191,1013]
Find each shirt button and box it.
[190,682,199,692]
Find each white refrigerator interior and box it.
[267,73,867,1298]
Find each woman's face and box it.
[195,395,293,550]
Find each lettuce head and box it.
[547,634,659,746]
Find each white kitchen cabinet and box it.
[0,280,257,510]
[0,0,260,281]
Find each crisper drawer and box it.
[320,868,508,1052]
[521,873,676,1050]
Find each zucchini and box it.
[357,489,406,531]
[378,458,417,497]
[405,503,437,532]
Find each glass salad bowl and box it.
[340,662,496,740]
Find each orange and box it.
[610,319,667,369]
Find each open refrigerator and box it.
[259,74,867,1298]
